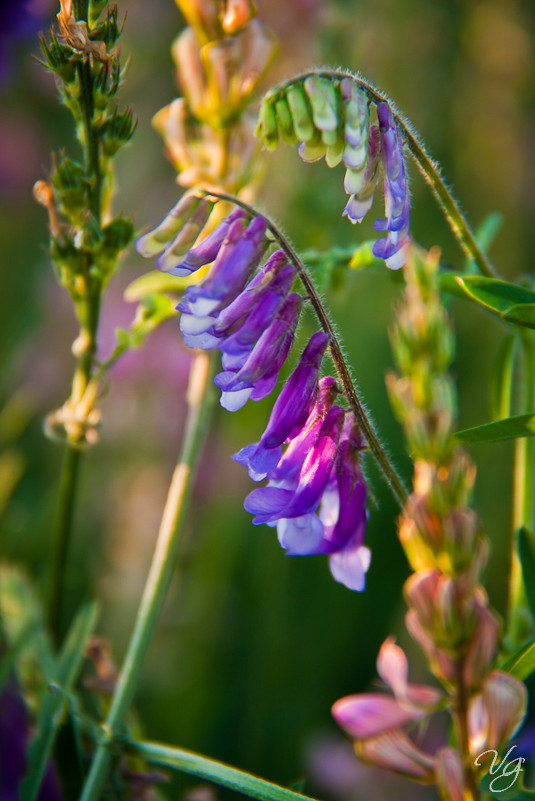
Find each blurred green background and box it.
[1,0,534,798]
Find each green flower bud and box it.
[257,96,279,149]
[274,95,298,145]
[303,75,339,133]
[286,84,315,142]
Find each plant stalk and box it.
[507,330,535,647]
[79,351,214,801]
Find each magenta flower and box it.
[332,639,442,780]
[242,379,371,590]
[233,331,329,479]
[214,292,302,411]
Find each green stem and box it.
[507,330,535,647]
[47,445,81,638]
[292,70,497,279]
[202,189,409,510]
[79,352,214,801]
[125,738,321,801]
[47,287,102,643]
[47,0,103,638]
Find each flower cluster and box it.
[154,0,276,193]
[257,74,410,270]
[136,200,370,590]
[331,249,528,798]
[332,638,526,793]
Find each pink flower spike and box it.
[377,638,409,698]
[376,638,442,713]
[468,671,528,755]
[462,605,500,691]
[353,729,436,782]
[436,748,466,801]
[332,694,415,740]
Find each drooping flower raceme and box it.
[256,74,411,269]
[136,202,372,590]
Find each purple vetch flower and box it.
[372,102,411,270]
[241,377,372,590]
[342,124,381,224]
[176,214,269,349]
[233,331,329,480]
[214,292,303,411]
[157,208,247,276]
[178,250,290,350]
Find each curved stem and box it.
[284,69,497,280]
[79,352,214,801]
[507,330,535,647]
[201,190,408,510]
[125,738,321,801]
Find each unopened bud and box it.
[221,0,257,34]
[136,193,201,258]
[436,748,466,801]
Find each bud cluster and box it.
[257,73,411,269]
[153,0,276,195]
[332,248,527,801]
[137,198,370,591]
[37,0,135,296]
[35,0,135,447]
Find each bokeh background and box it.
[1,0,535,798]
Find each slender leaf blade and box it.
[519,527,535,622]
[455,414,535,445]
[503,304,535,330]
[21,601,99,801]
[501,639,535,680]
[439,274,535,330]
[491,333,519,421]
[124,270,190,302]
[128,739,320,801]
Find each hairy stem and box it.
[202,189,408,510]
[125,738,320,801]
[292,69,497,279]
[79,352,214,801]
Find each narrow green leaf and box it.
[124,270,190,302]
[439,274,535,329]
[503,304,535,330]
[501,638,535,680]
[491,333,519,421]
[455,414,535,445]
[127,739,320,801]
[21,601,99,801]
[465,211,503,274]
[519,527,535,622]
